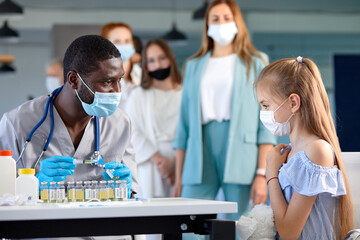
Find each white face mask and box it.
[45,76,62,93]
[207,22,238,46]
[260,98,295,136]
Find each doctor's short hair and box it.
[63,35,121,82]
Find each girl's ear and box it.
[289,93,301,113]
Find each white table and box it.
[0,197,238,239]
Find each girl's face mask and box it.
[260,98,294,136]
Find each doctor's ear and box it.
[289,93,301,113]
[67,71,79,90]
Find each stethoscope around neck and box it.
[16,86,101,169]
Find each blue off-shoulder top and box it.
[278,150,346,240]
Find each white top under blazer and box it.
[200,53,237,124]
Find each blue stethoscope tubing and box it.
[16,86,100,169]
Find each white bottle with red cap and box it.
[0,150,16,196]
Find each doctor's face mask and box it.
[75,73,121,117]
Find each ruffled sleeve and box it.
[278,151,346,197]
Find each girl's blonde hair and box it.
[190,0,266,76]
[255,57,354,239]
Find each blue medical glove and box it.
[36,156,76,184]
[102,162,132,198]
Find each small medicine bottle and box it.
[98,180,108,201]
[84,181,92,201]
[67,181,75,202]
[120,180,128,200]
[114,180,120,201]
[91,180,98,199]
[40,182,49,203]
[56,181,65,203]
[49,182,57,203]
[107,180,115,201]
[75,181,84,202]
[16,168,39,200]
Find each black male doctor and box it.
[0,35,138,197]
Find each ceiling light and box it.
[161,0,187,43]
[0,0,24,20]
[162,22,187,41]
[193,0,208,20]
[0,54,15,73]
[0,63,15,72]
[0,20,19,42]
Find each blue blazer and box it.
[174,52,276,185]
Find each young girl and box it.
[255,56,354,239]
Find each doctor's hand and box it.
[36,156,76,184]
[103,162,132,198]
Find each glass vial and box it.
[114,180,121,201]
[91,180,99,199]
[49,182,57,203]
[56,181,65,203]
[75,181,84,202]
[40,182,49,203]
[107,180,114,201]
[120,180,128,200]
[67,181,75,202]
[84,181,92,201]
[98,180,108,201]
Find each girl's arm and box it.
[268,179,316,239]
[267,142,333,239]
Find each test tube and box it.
[75,181,84,202]
[84,181,92,201]
[56,181,65,203]
[91,180,99,199]
[40,182,49,203]
[98,180,108,201]
[107,180,114,201]
[67,181,75,202]
[49,182,57,203]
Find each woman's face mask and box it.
[207,22,238,46]
[115,44,135,62]
[260,98,295,136]
[75,73,121,117]
[45,76,62,93]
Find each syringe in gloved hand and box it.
[73,158,119,180]
[73,158,104,165]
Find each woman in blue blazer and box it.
[173,0,276,222]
